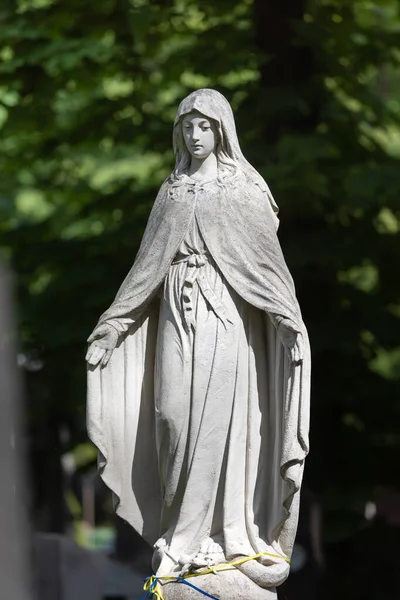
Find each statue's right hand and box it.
[85,324,119,367]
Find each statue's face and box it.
[182,111,217,160]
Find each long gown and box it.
[87,170,309,588]
[154,210,287,573]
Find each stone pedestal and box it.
[160,569,277,600]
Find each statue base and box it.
[159,569,277,600]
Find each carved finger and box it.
[93,347,106,364]
[86,343,101,363]
[297,336,304,362]
[101,349,113,367]
[292,340,303,365]
[85,345,95,363]
[88,346,106,366]
[293,344,299,364]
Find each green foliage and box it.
[1,0,399,571]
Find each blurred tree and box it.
[0,0,399,595]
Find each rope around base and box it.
[141,550,290,600]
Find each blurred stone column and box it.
[0,263,32,599]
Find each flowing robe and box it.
[87,173,310,588]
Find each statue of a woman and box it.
[86,89,310,600]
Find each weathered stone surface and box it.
[87,88,311,599]
[160,570,277,600]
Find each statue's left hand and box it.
[276,317,303,364]
[85,324,119,367]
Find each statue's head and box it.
[181,110,219,162]
[172,89,241,180]
[170,89,279,225]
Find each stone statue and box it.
[86,89,310,600]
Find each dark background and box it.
[0,1,399,598]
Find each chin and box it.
[191,150,210,159]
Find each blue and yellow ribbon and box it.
[141,550,290,600]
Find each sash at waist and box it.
[171,253,232,330]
